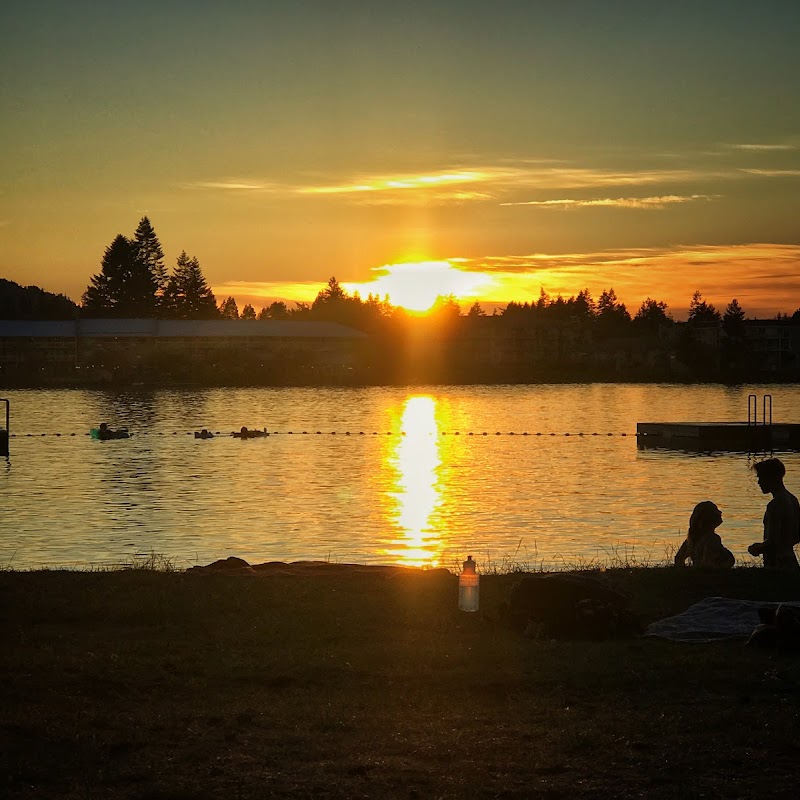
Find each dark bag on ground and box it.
[498,573,641,640]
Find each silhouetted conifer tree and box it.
[257,301,290,320]
[219,296,239,319]
[430,294,462,320]
[162,251,218,319]
[722,298,746,339]
[596,288,631,337]
[535,287,550,310]
[720,298,748,372]
[81,234,158,317]
[572,289,596,320]
[310,276,350,321]
[633,298,672,333]
[688,290,721,323]
[240,303,256,320]
[289,301,311,318]
[132,216,168,296]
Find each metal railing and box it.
[747,393,772,427]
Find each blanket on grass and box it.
[645,597,800,643]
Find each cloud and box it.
[452,243,800,318]
[189,180,276,192]
[287,163,734,207]
[209,244,800,321]
[499,194,718,209]
[296,170,491,196]
[739,169,800,177]
[187,157,741,207]
[728,143,797,152]
[210,280,321,307]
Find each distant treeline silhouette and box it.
[5,216,799,329]
[4,216,800,385]
[0,278,78,320]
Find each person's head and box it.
[99,423,108,431]
[753,458,786,494]
[688,501,723,541]
[240,426,248,434]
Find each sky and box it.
[2,0,800,318]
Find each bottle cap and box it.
[462,555,476,573]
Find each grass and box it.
[3,564,800,798]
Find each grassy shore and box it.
[3,564,800,799]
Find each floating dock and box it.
[636,422,800,452]
[637,393,800,452]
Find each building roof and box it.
[0,319,367,339]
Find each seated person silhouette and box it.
[674,501,735,568]
[195,429,214,439]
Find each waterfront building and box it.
[0,318,368,385]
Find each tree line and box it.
[4,215,800,331]
[81,218,219,319]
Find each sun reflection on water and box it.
[383,396,444,567]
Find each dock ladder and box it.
[747,394,772,427]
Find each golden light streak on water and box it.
[383,396,444,567]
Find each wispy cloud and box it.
[211,244,800,320]
[739,168,800,177]
[728,143,797,152]
[499,194,718,209]
[286,164,735,208]
[188,161,734,206]
[210,280,321,307]
[189,180,277,192]
[454,243,800,318]
[297,170,487,195]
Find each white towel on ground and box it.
[644,597,800,643]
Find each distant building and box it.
[743,318,799,373]
[0,318,369,384]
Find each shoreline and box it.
[4,564,800,797]
[4,374,800,390]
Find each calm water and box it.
[1,384,799,571]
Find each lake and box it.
[1,384,798,571]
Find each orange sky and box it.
[2,2,799,319]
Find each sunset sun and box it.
[348,261,492,313]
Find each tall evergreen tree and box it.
[722,298,746,339]
[572,288,596,320]
[257,301,290,320]
[688,290,721,323]
[81,234,159,317]
[430,294,462,320]
[132,216,168,295]
[596,288,631,336]
[535,287,550,310]
[219,296,239,319]
[162,251,218,319]
[633,298,671,332]
[240,303,256,320]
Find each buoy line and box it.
[11,430,635,438]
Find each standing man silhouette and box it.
[748,459,800,570]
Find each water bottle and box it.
[458,555,479,612]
